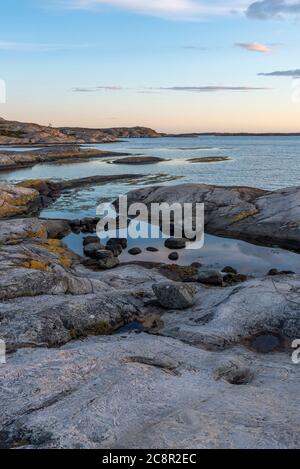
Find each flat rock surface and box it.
[1,185,300,448]
[0,334,299,449]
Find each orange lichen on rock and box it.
[231,210,258,223]
[42,239,73,268]
[21,259,50,272]
[0,183,40,218]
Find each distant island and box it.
[1,116,300,145]
[0,117,160,145]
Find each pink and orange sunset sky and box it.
[1,0,300,132]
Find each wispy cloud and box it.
[235,42,271,52]
[73,84,271,93]
[183,45,208,50]
[42,0,300,21]
[73,85,124,92]
[258,69,300,77]
[246,0,300,20]
[157,85,270,92]
[0,41,88,52]
[56,0,248,19]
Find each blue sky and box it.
[1,0,300,131]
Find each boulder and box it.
[105,243,123,257]
[164,238,186,250]
[83,236,100,246]
[146,247,159,252]
[153,281,196,309]
[95,250,120,269]
[168,252,179,261]
[107,238,128,249]
[222,266,237,274]
[0,183,40,218]
[128,247,142,256]
[84,242,103,258]
[197,269,224,286]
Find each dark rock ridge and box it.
[0,175,142,218]
[126,183,300,252]
[0,117,161,144]
[188,156,231,163]
[111,156,165,165]
[0,144,129,171]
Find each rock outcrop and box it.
[111,156,165,165]
[0,145,128,171]
[0,184,40,218]
[0,332,299,448]
[0,117,161,145]
[1,182,300,449]
[0,174,142,218]
[126,183,300,252]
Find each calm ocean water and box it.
[1,135,300,219]
[2,135,300,274]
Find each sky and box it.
[1,0,300,132]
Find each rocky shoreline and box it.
[0,117,161,145]
[0,145,131,171]
[0,176,299,448]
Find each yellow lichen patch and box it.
[42,239,73,268]
[21,259,50,272]
[27,226,48,239]
[231,210,258,223]
[18,179,50,193]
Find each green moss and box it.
[0,129,25,138]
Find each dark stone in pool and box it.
[191,262,202,269]
[80,217,95,226]
[251,334,281,353]
[268,268,295,276]
[84,242,103,258]
[95,250,112,260]
[169,252,179,261]
[128,247,142,256]
[81,224,96,233]
[197,269,224,286]
[83,236,99,246]
[106,243,123,257]
[70,219,81,228]
[268,268,280,276]
[107,238,128,249]
[146,247,159,252]
[164,238,186,250]
[223,273,247,285]
[116,321,145,334]
[222,266,237,274]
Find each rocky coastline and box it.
[0,145,131,171]
[0,117,161,145]
[0,166,299,448]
